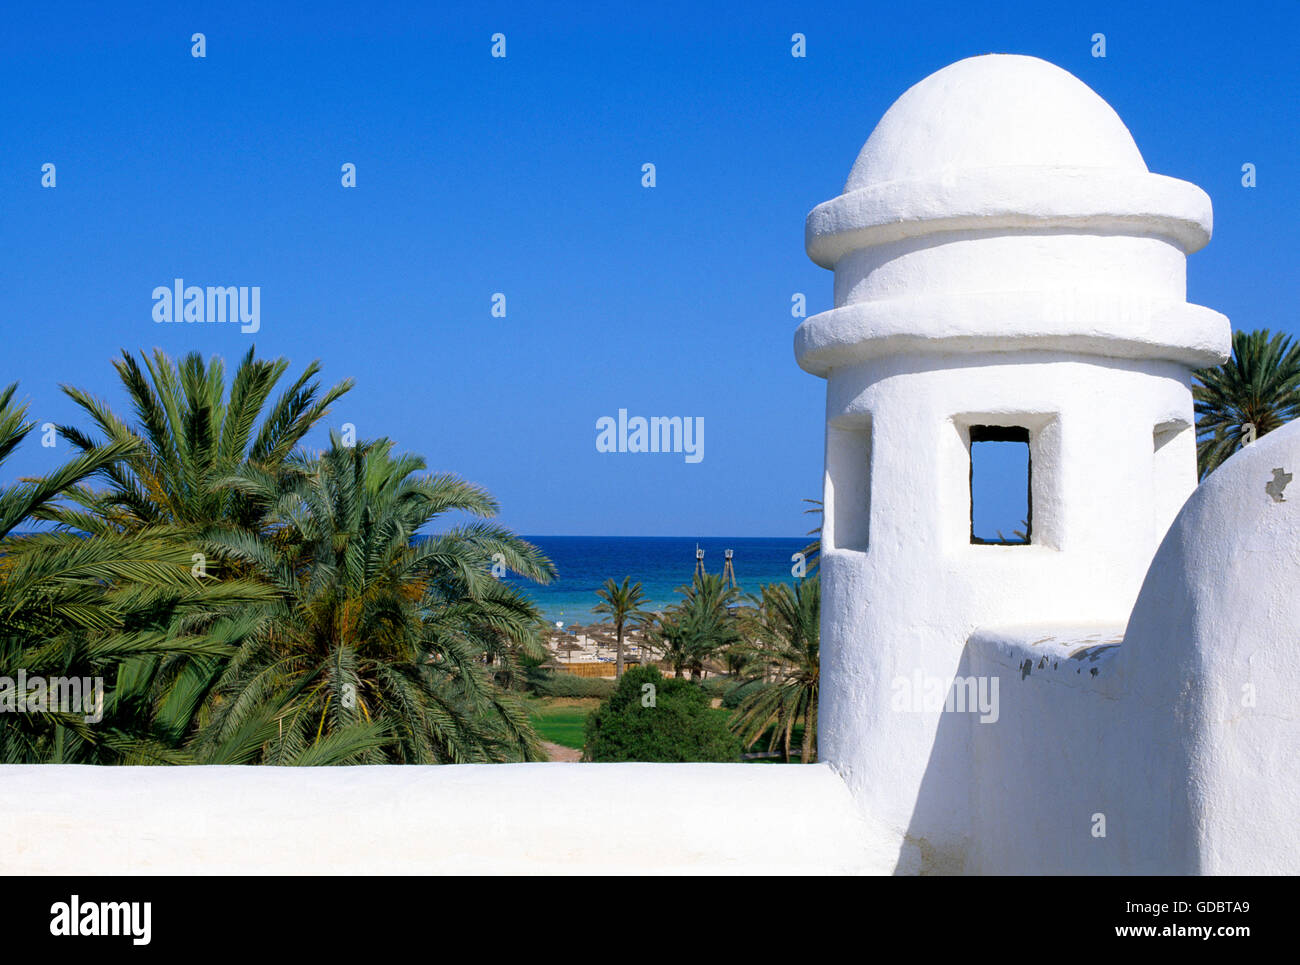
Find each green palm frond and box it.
[729,576,820,763]
[799,497,822,576]
[1194,329,1300,478]
[58,347,353,531]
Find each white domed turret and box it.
[801,54,1231,873]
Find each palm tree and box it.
[730,576,820,763]
[646,572,742,679]
[24,348,353,762]
[2,357,558,767]
[593,577,650,677]
[1194,329,1300,478]
[0,382,275,764]
[199,433,556,764]
[50,346,352,534]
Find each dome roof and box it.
[845,54,1147,191]
[795,54,1230,378]
[805,54,1213,269]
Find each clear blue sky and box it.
[2,1,1296,536]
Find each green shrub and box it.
[699,676,732,698]
[583,666,741,762]
[525,668,616,699]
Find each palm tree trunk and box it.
[615,621,624,678]
[800,698,815,763]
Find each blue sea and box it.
[504,536,810,624]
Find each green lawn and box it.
[524,697,601,750]
[524,695,811,762]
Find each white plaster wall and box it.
[834,231,1187,308]
[795,293,1229,375]
[1152,417,1197,544]
[807,168,1212,265]
[965,624,1129,874]
[818,351,1200,873]
[1121,418,1300,874]
[886,419,1300,876]
[0,762,880,875]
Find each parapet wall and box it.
[0,761,879,875]
[964,624,1131,874]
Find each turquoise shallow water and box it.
[503,535,811,624]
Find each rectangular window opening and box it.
[826,418,871,552]
[970,425,1031,545]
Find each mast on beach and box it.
[694,544,737,587]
